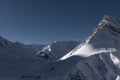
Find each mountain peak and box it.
[90,15,120,37]
[98,15,120,28]
[102,15,116,21]
[61,15,120,59]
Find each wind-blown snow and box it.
[60,44,116,60]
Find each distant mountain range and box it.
[0,35,80,80]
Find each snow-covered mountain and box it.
[16,15,120,80]
[0,36,80,80]
[59,15,120,80]
[1,15,120,80]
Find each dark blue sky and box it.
[0,0,120,44]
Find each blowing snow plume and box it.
[60,43,116,60]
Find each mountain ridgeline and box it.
[1,15,120,80]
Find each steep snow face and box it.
[61,15,120,59]
[60,44,116,60]
[63,15,120,80]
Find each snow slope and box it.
[22,15,120,80]
[65,15,120,80]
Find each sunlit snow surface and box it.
[60,44,116,60]
[110,53,120,69]
[116,75,120,80]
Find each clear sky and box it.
[0,0,120,44]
